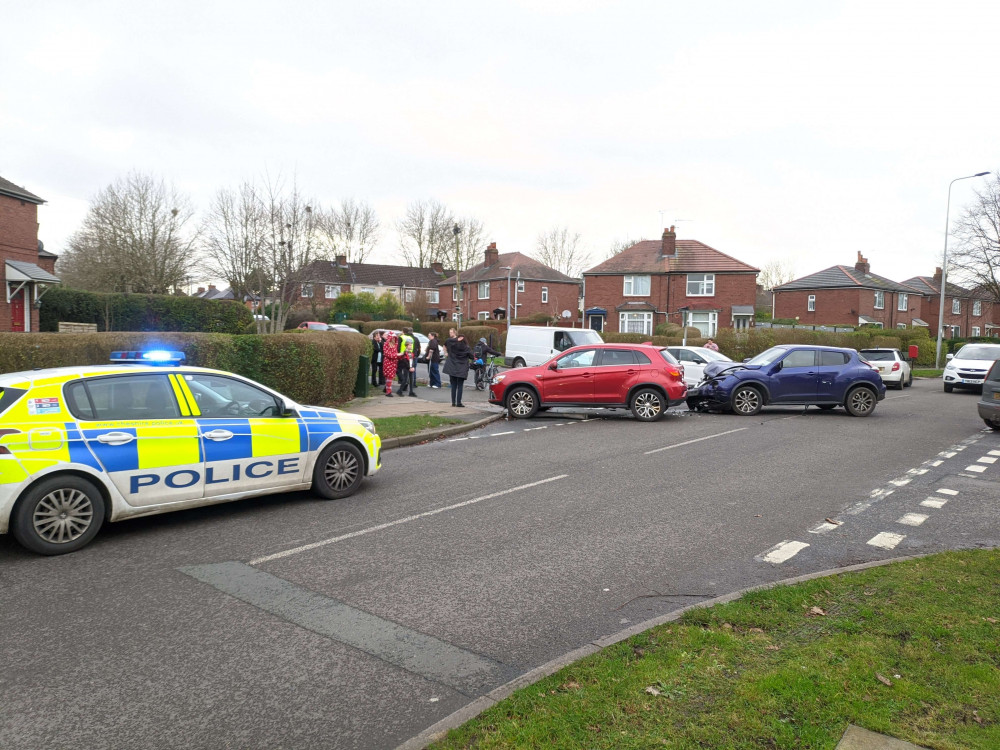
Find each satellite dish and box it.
[561,309,572,318]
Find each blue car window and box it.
[782,350,816,368]
[820,351,849,366]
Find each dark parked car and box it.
[686,345,886,417]
[978,360,1000,431]
[488,343,687,422]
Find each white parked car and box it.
[504,325,603,368]
[665,345,733,387]
[859,348,912,390]
[943,343,1000,392]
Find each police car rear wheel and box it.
[313,441,365,499]
[12,476,105,555]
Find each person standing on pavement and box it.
[370,331,385,387]
[426,332,442,388]
[397,340,417,397]
[704,338,720,352]
[382,333,399,397]
[443,332,471,407]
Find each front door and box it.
[9,288,25,332]
[588,314,604,332]
[770,349,818,402]
[541,348,597,403]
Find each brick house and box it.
[0,175,60,332]
[294,256,454,317]
[773,253,915,329]
[437,243,581,323]
[901,270,998,338]
[581,227,758,336]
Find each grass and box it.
[914,368,944,378]
[372,415,464,439]
[432,550,1000,749]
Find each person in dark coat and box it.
[425,332,442,388]
[370,331,385,386]
[443,333,471,407]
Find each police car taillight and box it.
[110,350,186,366]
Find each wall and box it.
[0,194,42,332]
[442,279,580,322]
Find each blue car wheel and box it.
[731,385,763,416]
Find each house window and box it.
[952,299,960,315]
[897,293,907,311]
[301,284,313,298]
[686,273,715,296]
[426,290,439,304]
[517,279,525,292]
[973,300,982,316]
[478,281,490,299]
[360,287,375,295]
[405,289,416,303]
[874,291,884,309]
[452,287,458,301]
[972,326,981,337]
[897,323,907,329]
[541,286,549,303]
[687,311,718,337]
[324,285,339,299]
[807,295,816,311]
[620,311,653,335]
[623,275,651,296]
[478,311,490,320]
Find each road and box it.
[2,380,998,749]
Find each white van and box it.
[504,325,604,368]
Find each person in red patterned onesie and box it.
[382,332,399,397]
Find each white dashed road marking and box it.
[889,477,912,487]
[897,513,929,526]
[920,497,948,509]
[989,450,1000,457]
[809,521,840,534]
[965,465,987,473]
[868,532,905,550]
[757,540,810,564]
[930,460,943,466]
[936,488,959,496]
[492,431,515,436]
[977,456,997,464]
[644,427,748,455]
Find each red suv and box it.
[488,343,687,422]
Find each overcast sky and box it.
[3,0,998,285]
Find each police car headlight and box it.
[357,419,377,436]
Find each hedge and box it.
[39,287,253,334]
[0,331,369,406]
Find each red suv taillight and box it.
[891,362,900,371]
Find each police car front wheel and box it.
[12,476,106,556]
[312,441,365,500]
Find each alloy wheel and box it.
[633,392,662,420]
[509,390,535,417]
[733,387,761,415]
[32,488,94,544]
[324,449,360,491]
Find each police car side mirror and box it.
[277,400,295,417]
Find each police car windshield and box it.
[184,374,281,418]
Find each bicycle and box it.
[474,359,499,390]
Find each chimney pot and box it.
[197,287,205,294]
[335,255,347,267]
[485,242,499,267]
[854,253,870,274]
[208,284,217,290]
[431,261,444,274]
[661,226,677,257]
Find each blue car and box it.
[686,345,886,417]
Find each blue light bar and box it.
[110,350,186,366]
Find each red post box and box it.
[908,344,919,360]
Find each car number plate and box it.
[961,378,981,384]
[994,392,1000,400]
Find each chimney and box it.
[933,266,942,283]
[485,242,499,267]
[207,284,217,290]
[335,255,347,267]
[196,287,205,295]
[854,252,870,275]
[661,226,676,257]
[431,261,444,275]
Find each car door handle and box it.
[96,431,134,445]
[202,429,234,441]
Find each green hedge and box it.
[0,331,369,406]
[39,287,252,334]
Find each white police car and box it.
[0,351,381,555]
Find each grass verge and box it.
[373,415,464,439]
[432,550,1000,749]
[914,369,944,378]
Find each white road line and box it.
[897,513,929,526]
[889,477,912,487]
[249,474,569,565]
[884,395,912,400]
[965,465,987,473]
[990,450,1000,457]
[939,451,957,458]
[921,497,948,509]
[977,456,997,464]
[757,540,809,564]
[929,460,943,467]
[491,431,515,436]
[936,488,959,496]
[448,437,469,442]
[868,532,905,550]
[644,427,748,455]
[809,521,840,534]
[906,468,928,476]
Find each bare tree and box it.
[454,216,488,271]
[606,235,646,259]
[396,199,455,267]
[950,173,1000,302]
[316,198,381,263]
[59,171,198,293]
[758,258,796,290]
[534,226,588,277]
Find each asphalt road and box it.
[2,379,998,750]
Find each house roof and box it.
[298,260,453,288]
[584,239,759,275]
[438,252,578,285]
[900,275,987,299]
[0,176,45,205]
[37,240,57,259]
[6,260,59,283]
[776,265,911,293]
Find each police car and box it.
[0,351,381,555]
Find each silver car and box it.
[978,361,1000,431]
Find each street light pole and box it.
[452,224,462,327]
[935,171,991,368]
[501,266,512,333]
